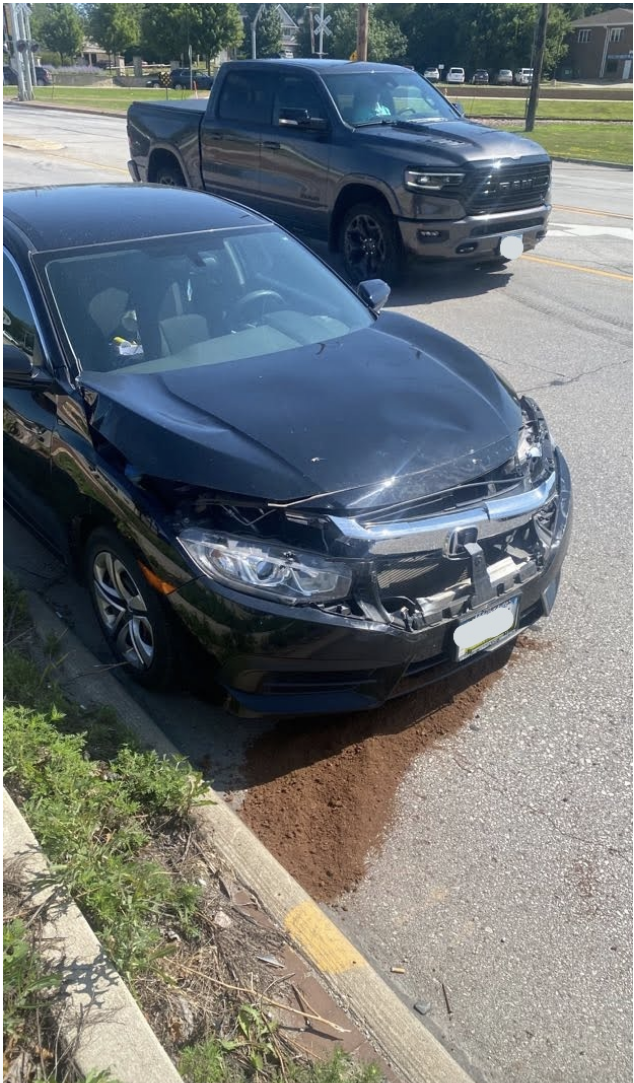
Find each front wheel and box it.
[340,201,402,285]
[85,528,175,689]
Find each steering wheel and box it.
[229,289,284,328]
[397,107,419,117]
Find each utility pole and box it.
[525,3,549,132]
[251,3,264,60]
[307,3,315,55]
[317,1,324,59]
[356,3,369,62]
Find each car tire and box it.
[85,527,176,690]
[154,162,186,187]
[340,201,402,286]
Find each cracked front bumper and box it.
[168,451,572,719]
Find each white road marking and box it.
[548,222,633,241]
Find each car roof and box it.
[3,184,271,252]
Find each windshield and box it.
[40,226,374,376]
[322,70,457,126]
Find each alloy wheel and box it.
[92,551,154,670]
[344,212,388,279]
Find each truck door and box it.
[200,69,275,209]
[258,72,332,239]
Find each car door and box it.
[258,71,332,239]
[3,249,67,552]
[200,68,275,209]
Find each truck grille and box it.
[466,162,551,215]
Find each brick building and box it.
[566,7,633,80]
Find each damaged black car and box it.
[3,185,571,717]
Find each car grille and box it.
[465,162,551,215]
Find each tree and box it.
[297,4,407,61]
[189,4,244,70]
[140,4,190,64]
[30,4,84,65]
[86,4,142,60]
[240,5,283,59]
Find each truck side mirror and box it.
[453,101,465,117]
[279,108,328,132]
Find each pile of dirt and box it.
[242,645,518,902]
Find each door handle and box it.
[262,141,280,150]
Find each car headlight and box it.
[178,530,353,606]
[404,169,465,192]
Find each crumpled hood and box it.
[358,119,549,169]
[80,314,521,512]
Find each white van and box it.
[514,68,534,85]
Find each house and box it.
[566,7,633,80]
[277,4,299,58]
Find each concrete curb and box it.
[22,589,478,1083]
[550,154,633,170]
[3,788,184,1083]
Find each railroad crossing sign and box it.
[314,12,332,36]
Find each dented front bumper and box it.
[167,449,572,718]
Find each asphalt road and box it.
[3,107,632,1083]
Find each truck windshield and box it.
[322,70,458,126]
[39,226,374,376]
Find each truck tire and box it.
[154,162,186,187]
[340,201,402,285]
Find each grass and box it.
[502,121,633,164]
[3,576,207,983]
[453,96,632,121]
[4,577,386,1083]
[3,84,208,110]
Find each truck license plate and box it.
[454,598,519,661]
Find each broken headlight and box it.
[178,530,352,606]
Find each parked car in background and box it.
[147,68,213,90]
[471,69,489,85]
[495,69,514,85]
[445,66,465,84]
[514,68,534,86]
[423,66,440,83]
[3,183,572,717]
[3,64,51,86]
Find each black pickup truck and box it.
[127,59,552,282]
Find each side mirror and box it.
[3,344,54,390]
[279,107,328,131]
[453,101,465,117]
[357,279,391,314]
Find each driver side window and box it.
[3,253,45,367]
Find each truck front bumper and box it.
[397,203,550,262]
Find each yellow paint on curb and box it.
[3,136,64,151]
[522,253,633,281]
[285,901,366,975]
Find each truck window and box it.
[217,70,275,124]
[273,74,326,125]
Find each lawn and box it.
[502,121,633,165]
[3,84,208,110]
[453,96,633,121]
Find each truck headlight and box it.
[405,169,465,192]
[178,530,352,606]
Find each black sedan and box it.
[472,69,490,84]
[146,67,213,90]
[3,185,571,717]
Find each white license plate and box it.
[453,598,519,661]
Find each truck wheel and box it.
[341,201,401,285]
[155,163,185,187]
[85,527,175,690]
